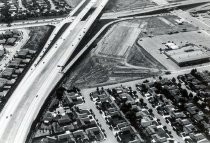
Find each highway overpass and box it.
[0,0,109,142]
[101,0,210,19]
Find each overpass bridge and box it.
[101,0,210,19]
[0,0,109,142]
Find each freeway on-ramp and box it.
[0,0,109,142]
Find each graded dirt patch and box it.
[105,0,156,12]
[95,22,141,58]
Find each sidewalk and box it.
[80,88,118,143]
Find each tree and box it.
[72,86,80,92]
[96,87,99,94]
[190,68,197,75]
[148,109,153,114]
[172,77,176,83]
[141,84,148,93]
[177,83,181,88]
[180,89,188,98]
[193,96,199,103]
[189,92,193,98]
[159,95,163,101]
[120,103,132,113]
[154,82,162,91]
[140,98,144,104]
[56,86,65,100]
[163,126,167,130]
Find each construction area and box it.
[63,11,210,88]
[104,0,156,12]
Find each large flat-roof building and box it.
[165,45,210,67]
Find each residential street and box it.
[131,84,185,143]
[80,89,118,143]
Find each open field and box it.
[62,14,201,88]
[135,15,198,37]
[64,0,81,7]
[95,22,141,58]
[63,14,200,88]
[23,26,53,51]
[127,43,165,69]
[64,54,162,88]
[105,0,156,12]
[63,18,169,88]
[138,30,210,70]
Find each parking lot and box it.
[138,30,210,70]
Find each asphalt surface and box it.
[0,0,109,142]
[80,89,118,143]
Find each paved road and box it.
[101,0,210,19]
[80,89,118,143]
[172,10,210,32]
[133,85,184,143]
[0,0,110,142]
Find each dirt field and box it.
[23,26,53,51]
[63,19,167,89]
[134,15,198,37]
[64,0,81,7]
[95,22,141,58]
[127,44,165,69]
[166,0,187,3]
[62,14,201,88]
[105,0,156,12]
[63,54,162,89]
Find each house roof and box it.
[193,114,204,122]
[58,115,71,125]
[18,49,29,57]
[8,60,21,68]
[2,68,14,77]
[187,106,199,115]
[184,124,197,133]
[7,38,16,44]
[172,111,186,118]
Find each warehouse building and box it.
[165,46,210,67]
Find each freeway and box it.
[0,0,86,31]
[8,0,86,92]
[101,0,210,19]
[0,18,65,31]
[0,0,109,142]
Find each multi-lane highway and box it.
[0,0,109,142]
[101,0,210,19]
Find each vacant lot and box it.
[63,15,200,88]
[105,0,156,12]
[64,55,162,88]
[23,26,53,51]
[64,0,81,7]
[127,44,165,69]
[95,22,141,58]
[63,18,168,88]
[134,15,198,37]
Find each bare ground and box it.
[63,15,196,89]
[23,26,53,51]
[104,0,156,12]
[64,0,81,7]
